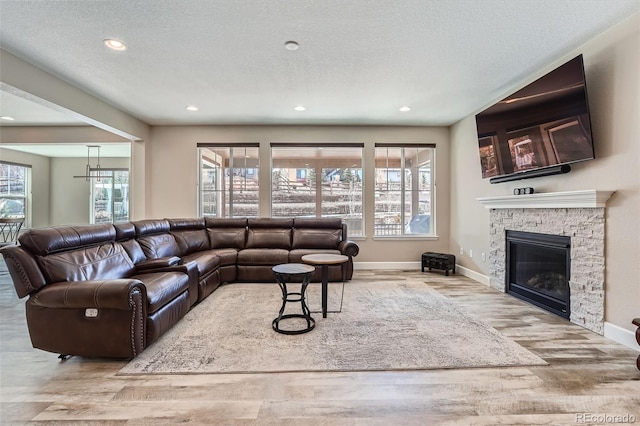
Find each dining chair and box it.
[0,218,24,247]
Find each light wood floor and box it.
[1,268,639,425]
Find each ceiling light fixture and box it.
[284,41,299,51]
[0,116,15,121]
[104,39,127,51]
[73,145,103,182]
[294,105,306,111]
[399,106,412,112]
[186,105,199,112]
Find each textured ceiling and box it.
[0,0,639,127]
[0,91,86,126]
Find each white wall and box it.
[49,157,131,225]
[0,147,50,228]
[0,149,130,227]
[450,13,640,333]
[148,125,450,263]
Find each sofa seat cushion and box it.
[182,251,222,278]
[289,248,341,263]
[132,271,189,314]
[237,248,289,265]
[202,248,238,266]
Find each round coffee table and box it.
[271,263,316,335]
[301,253,349,318]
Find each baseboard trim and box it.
[604,322,640,352]
[354,261,420,270]
[455,265,490,285]
[353,261,490,287]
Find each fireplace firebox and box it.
[506,230,570,319]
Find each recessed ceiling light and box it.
[294,105,306,111]
[104,39,127,51]
[284,41,299,51]
[185,105,199,112]
[399,106,412,112]
[0,116,15,121]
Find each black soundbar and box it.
[489,164,571,184]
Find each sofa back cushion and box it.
[292,229,342,250]
[292,217,344,250]
[120,239,146,264]
[168,218,205,230]
[137,234,180,259]
[246,218,292,250]
[111,222,147,263]
[133,219,170,236]
[14,224,134,285]
[206,218,247,249]
[18,224,116,255]
[37,242,135,283]
[168,218,210,255]
[172,230,210,255]
[133,219,180,259]
[114,222,136,241]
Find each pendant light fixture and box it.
[73,145,102,181]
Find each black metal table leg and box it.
[271,266,316,335]
[300,254,349,319]
[321,264,328,318]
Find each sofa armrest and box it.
[0,245,48,298]
[30,279,146,310]
[177,261,200,307]
[133,260,199,307]
[339,240,360,258]
[135,256,181,271]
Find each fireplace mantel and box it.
[477,190,614,209]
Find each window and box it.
[0,161,30,226]
[90,169,129,224]
[271,144,364,237]
[198,144,259,217]
[374,145,435,236]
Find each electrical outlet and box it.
[460,247,464,255]
[482,252,486,262]
[469,249,473,258]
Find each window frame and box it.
[197,143,260,218]
[373,144,436,238]
[89,168,130,224]
[0,161,31,228]
[270,143,364,237]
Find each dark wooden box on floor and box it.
[421,252,456,276]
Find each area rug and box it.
[119,279,547,375]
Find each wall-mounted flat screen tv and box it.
[475,55,595,183]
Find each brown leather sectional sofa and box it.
[0,217,359,359]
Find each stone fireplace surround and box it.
[477,190,614,335]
